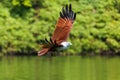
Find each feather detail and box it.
[38,48,50,56]
[52,4,76,43]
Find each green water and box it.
[0,56,120,80]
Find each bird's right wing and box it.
[51,4,76,44]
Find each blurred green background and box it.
[0,0,120,56]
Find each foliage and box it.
[0,0,120,55]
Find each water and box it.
[0,56,120,80]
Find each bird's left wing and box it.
[51,4,76,44]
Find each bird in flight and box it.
[38,4,76,56]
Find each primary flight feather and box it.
[38,4,76,56]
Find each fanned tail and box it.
[38,48,50,56]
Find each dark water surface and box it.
[0,56,120,80]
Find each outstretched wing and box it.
[51,4,76,44]
[39,38,60,48]
[38,38,62,56]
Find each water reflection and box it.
[0,56,120,80]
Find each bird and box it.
[38,4,76,56]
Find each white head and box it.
[61,42,72,48]
[56,42,72,51]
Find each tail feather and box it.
[38,48,49,56]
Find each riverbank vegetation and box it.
[0,0,120,56]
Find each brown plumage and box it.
[38,4,76,56]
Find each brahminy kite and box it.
[38,4,76,56]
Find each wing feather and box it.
[51,4,76,44]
